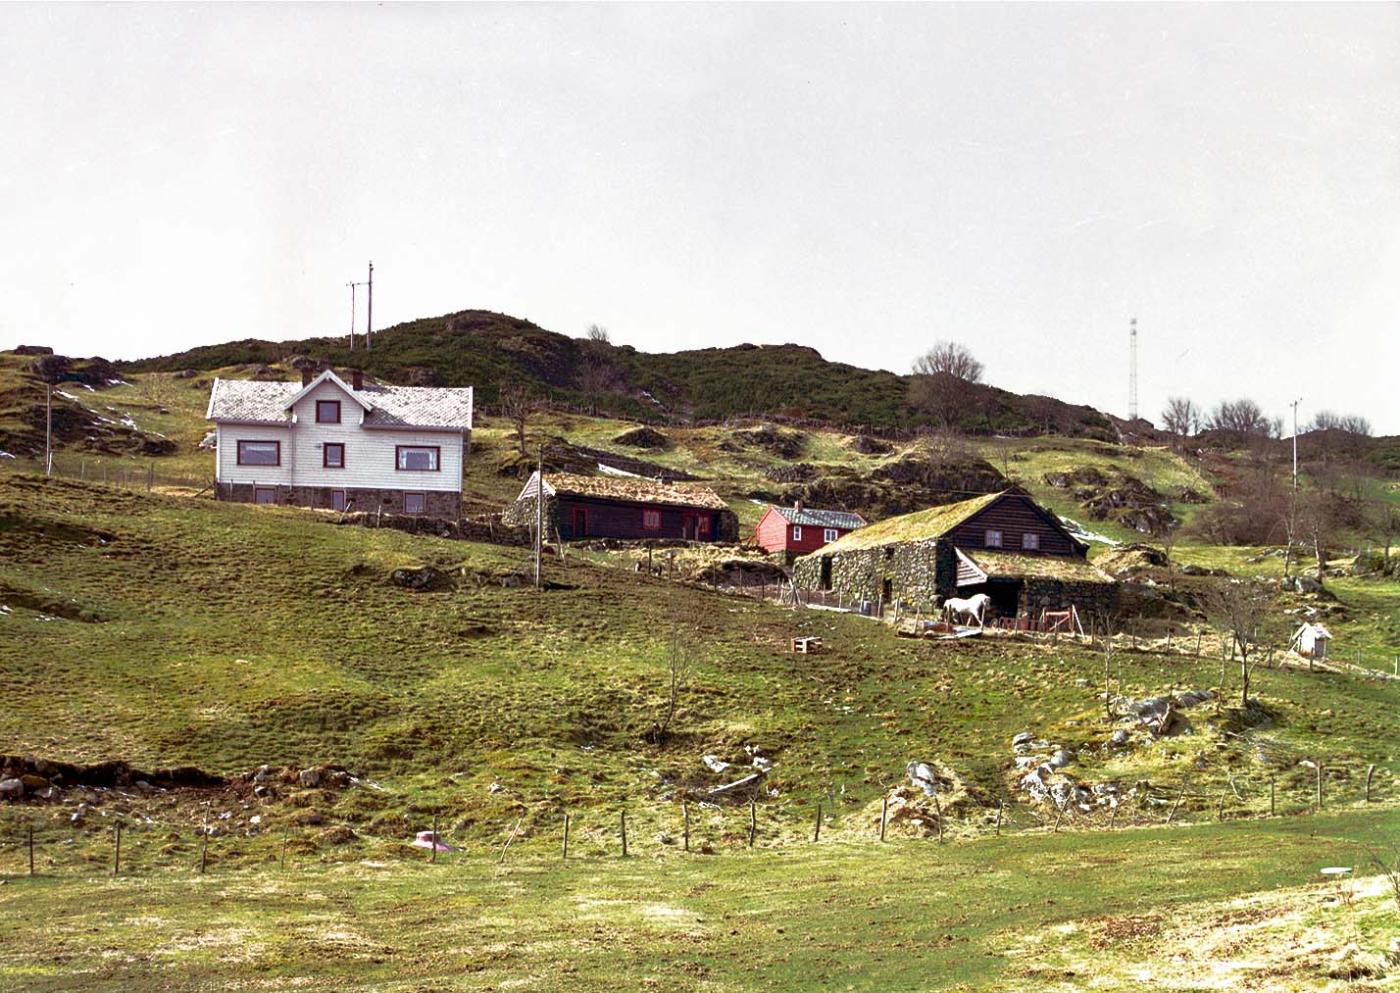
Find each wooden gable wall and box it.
[945,493,1083,558]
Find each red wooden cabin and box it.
[755,501,867,559]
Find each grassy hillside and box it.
[2,473,1396,835]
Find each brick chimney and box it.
[350,369,364,391]
[793,499,804,513]
[301,368,314,386]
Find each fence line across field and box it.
[1,771,1387,881]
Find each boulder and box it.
[12,344,54,356]
[0,778,23,798]
[298,767,322,788]
[389,566,456,592]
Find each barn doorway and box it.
[819,555,833,591]
[681,513,697,540]
[572,507,587,537]
[882,578,893,602]
[986,580,1022,620]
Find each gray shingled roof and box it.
[771,505,867,530]
[520,471,731,511]
[207,375,473,431]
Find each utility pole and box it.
[1128,317,1138,421]
[365,261,374,351]
[534,446,543,589]
[346,281,359,350]
[44,381,53,476]
[1290,397,1302,490]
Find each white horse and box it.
[943,593,991,628]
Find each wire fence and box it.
[1,453,212,494]
[0,766,1389,879]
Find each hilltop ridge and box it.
[121,309,1125,438]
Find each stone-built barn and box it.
[790,489,1115,620]
[505,471,740,542]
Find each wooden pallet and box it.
[791,636,823,654]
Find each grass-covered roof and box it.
[812,491,1005,554]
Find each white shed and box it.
[1290,622,1333,660]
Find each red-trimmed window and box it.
[643,509,661,530]
[323,443,345,468]
[316,400,341,424]
[237,440,280,466]
[396,445,440,471]
[404,493,426,515]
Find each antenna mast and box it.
[366,261,374,351]
[1128,317,1139,421]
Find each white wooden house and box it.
[206,368,472,516]
[1290,622,1333,660]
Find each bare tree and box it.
[497,382,536,455]
[1311,410,1372,436]
[1207,398,1273,437]
[909,342,984,431]
[649,620,696,744]
[585,323,611,344]
[913,341,984,381]
[1206,583,1272,709]
[1160,397,1200,446]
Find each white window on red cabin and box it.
[643,509,661,529]
[984,529,1003,548]
[823,528,838,542]
[1021,532,1040,551]
[792,525,803,542]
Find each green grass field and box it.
[3,354,1398,990]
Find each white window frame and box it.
[1021,532,1040,551]
[792,525,803,542]
[984,529,1003,548]
[823,528,838,542]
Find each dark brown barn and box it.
[505,471,739,542]
[790,489,1114,619]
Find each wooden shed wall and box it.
[946,495,1082,558]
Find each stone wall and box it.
[1019,578,1119,627]
[792,539,956,612]
[217,482,461,518]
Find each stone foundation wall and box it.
[792,539,955,611]
[217,483,460,519]
[1019,579,1119,626]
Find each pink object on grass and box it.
[411,830,457,852]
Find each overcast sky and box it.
[3,3,1398,432]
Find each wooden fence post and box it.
[28,824,34,876]
[681,803,689,853]
[749,795,757,848]
[1217,792,1226,821]
[933,792,945,843]
[431,815,439,864]
[879,796,888,842]
[1166,785,1186,824]
[280,827,288,871]
[1316,763,1323,811]
[995,800,1004,837]
[620,811,628,857]
[113,823,122,876]
[1269,776,1276,816]
[1365,764,1376,802]
[562,813,570,860]
[813,802,822,842]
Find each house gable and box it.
[944,491,1087,558]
